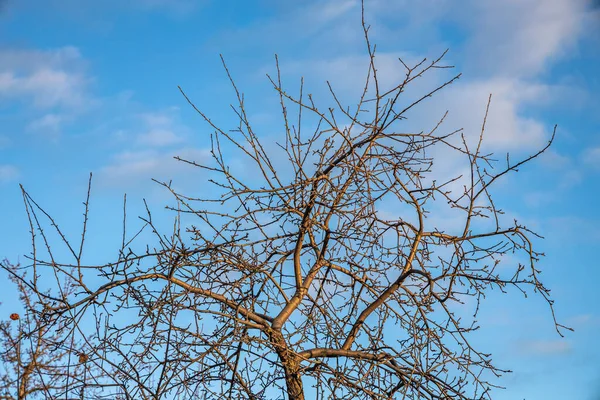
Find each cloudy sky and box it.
[0,0,599,398]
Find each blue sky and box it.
[0,0,599,398]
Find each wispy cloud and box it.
[97,147,209,191]
[566,313,597,327]
[279,54,553,154]
[0,46,92,142]
[455,0,590,78]
[212,0,363,56]
[540,150,572,170]
[134,110,186,147]
[0,46,92,110]
[427,78,553,152]
[258,0,590,156]
[518,339,572,355]
[136,129,183,147]
[26,113,65,136]
[0,164,19,184]
[275,52,422,97]
[0,46,93,117]
[582,146,600,170]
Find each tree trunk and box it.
[18,361,35,399]
[269,329,305,400]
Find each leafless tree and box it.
[0,261,106,399]
[1,9,567,400]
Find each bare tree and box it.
[0,261,105,399]
[1,10,567,400]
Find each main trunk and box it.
[269,329,305,400]
[282,363,304,400]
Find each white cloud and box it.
[284,54,553,153]
[519,339,572,355]
[315,0,357,21]
[98,147,210,190]
[134,110,186,147]
[213,0,363,56]
[238,0,591,254]
[434,78,552,151]
[0,46,91,110]
[221,0,591,162]
[582,146,600,170]
[454,0,589,78]
[540,150,571,170]
[331,0,593,80]
[138,112,172,127]
[276,52,423,98]
[0,165,19,184]
[566,314,595,327]
[136,129,183,147]
[27,113,64,134]
[105,108,188,148]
